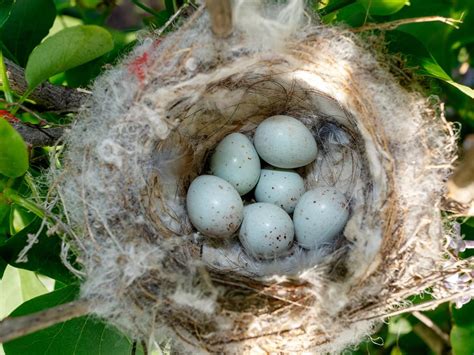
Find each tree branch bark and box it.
[11,122,65,147]
[0,299,91,344]
[4,57,90,112]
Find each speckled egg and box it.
[186,175,244,237]
[210,133,261,195]
[239,203,294,259]
[293,187,349,249]
[254,168,305,213]
[253,115,318,169]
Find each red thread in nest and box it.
[127,39,163,82]
[128,52,150,82]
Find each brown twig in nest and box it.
[352,16,462,33]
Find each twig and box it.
[412,311,450,345]
[11,122,64,147]
[352,16,462,33]
[355,288,474,322]
[205,0,233,38]
[4,57,89,112]
[155,2,191,37]
[0,299,91,343]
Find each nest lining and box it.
[52,2,464,353]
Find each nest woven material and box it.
[55,0,467,353]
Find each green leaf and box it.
[0,265,49,319]
[25,25,114,90]
[358,0,408,15]
[0,219,77,284]
[0,0,14,28]
[3,285,141,355]
[0,0,56,66]
[9,204,35,235]
[466,218,474,228]
[387,31,474,99]
[388,316,412,335]
[65,30,136,88]
[336,2,368,27]
[451,325,474,355]
[389,0,460,71]
[0,118,29,178]
[451,301,474,355]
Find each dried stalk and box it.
[205,0,233,38]
[352,16,462,33]
[0,299,91,343]
[412,311,450,345]
[357,288,474,322]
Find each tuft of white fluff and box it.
[232,0,307,49]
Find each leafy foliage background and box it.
[0,0,473,354]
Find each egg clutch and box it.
[186,115,350,260]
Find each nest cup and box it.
[55,1,464,353]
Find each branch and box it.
[0,299,91,343]
[4,57,90,112]
[11,122,64,147]
[352,16,462,33]
[412,311,450,346]
[205,0,233,38]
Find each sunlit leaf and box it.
[25,25,113,90]
[0,265,48,319]
[0,118,29,178]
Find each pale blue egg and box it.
[239,203,294,259]
[253,115,317,169]
[293,187,349,249]
[254,168,305,213]
[186,175,243,237]
[210,133,261,195]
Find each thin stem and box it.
[412,311,450,345]
[3,188,46,219]
[0,300,91,343]
[319,0,357,16]
[0,50,14,103]
[131,0,160,17]
[10,89,33,115]
[352,16,462,32]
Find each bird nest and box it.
[53,1,468,353]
